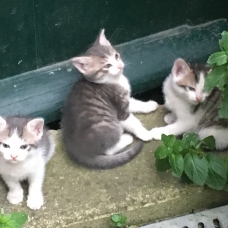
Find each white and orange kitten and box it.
[151,58,228,150]
[0,116,55,210]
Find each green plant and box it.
[155,133,228,191]
[111,214,138,228]
[205,31,228,118]
[0,211,28,228]
[154,31,228,190]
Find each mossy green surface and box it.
[1,106,228,228]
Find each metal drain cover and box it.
[141,205,228,228]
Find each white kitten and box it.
[0,116,55,210]
[151,58,228,150]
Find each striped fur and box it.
[61,29,148,169]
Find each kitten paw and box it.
[143,101,158,113]
[7,190,23,205]
[136,131,154,141]
[164,113,176,124]
[122,134,134,145]
[151,127,169,140]
[27,194,44,210]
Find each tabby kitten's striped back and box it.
[61,29,148,169]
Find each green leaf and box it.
[207,51,228,66]
[172,140,185,153]
[0,213,28,228]
[201,136,216,150]
[111,214,121,223]
[9,213,27,226]
[204,65,227,92]
[0,214,11,224]
[155,157,171,172]
[223,171,228,191]
[223,160,228,191]
[184,153,208,186]
[154,145,168,159]
[219,31,228,51]
[224,182,228,191]
[5,220,22,228]
[182,132,200,147]
[218,87,228,118]
[205,155,227,190]
[161,134,176,148]
[169,153,184,178]
[111,214,127,227]
[119,216,127,225]
[223,159,228,190]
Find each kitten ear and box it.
[0,117,7,131]
[71,56,93,74]
[94,29,111,46]
[172,58,191,80]
[26,118,44,140]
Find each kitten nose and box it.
[118,63,124,70]
[11,155,18,160]
[196,96,202,101]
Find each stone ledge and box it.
[1,105,228,228]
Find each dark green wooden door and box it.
[1,0,228,79]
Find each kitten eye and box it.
[105,63,112,68]
[187,87,195,91]
[20,145,28,150]
[115,53,120,60]
[2,143,10,148]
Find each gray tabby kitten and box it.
[0,116,55,210]
[61,29,158,169]
[151,58,228,150]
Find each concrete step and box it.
[1,106,228,228]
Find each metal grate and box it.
[141,205,228,228]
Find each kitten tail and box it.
[68,140,144,170]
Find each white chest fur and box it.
[116,74,131,93]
